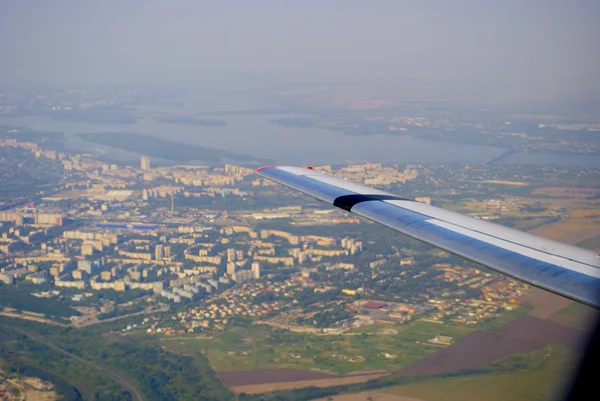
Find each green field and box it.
[162,322,475,375]
[549,302,598,331]
[510,216,559,231]
[477,302,534,331]
[577,234,600,251]
[383,346,574,401]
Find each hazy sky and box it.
[1,0,598,88]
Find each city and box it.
[1,128,598,399]
[0,138,533,329]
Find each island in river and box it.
[75,132,263,164]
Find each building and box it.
[227,261,237,276]
[27,271,47,284]
[428,335,454,346]
[0,211,24,226]
[232,269,253,283]
[363,301,386,309]
[227,248,236,262]
[34,213,65,226]
[370,259,386,269]
[55,277,85,289]
[0,273,15,284]
[400,258,414,266]
[63,230,119,245]
[140,156,151,171]
[155,244,164,260]
[251,261,261,279]
[0,211,19,222]
[77,259,101,275]
[81,243,94,256]
[95,222,156,231]
[163,246,171,258]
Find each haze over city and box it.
[1,0,599,90]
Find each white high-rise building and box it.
[155,244,164,260]
[233,269,253,283]
[227,248,236,262]
[141,156,151,171]
[227,261,237,276]
[251,262,260,279]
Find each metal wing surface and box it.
[256,166,600,309]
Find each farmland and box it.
[532,186,600,199]
[161,323,476,377]
[549,302,599,331]
[382,346,574,401]
[524,185,600,246]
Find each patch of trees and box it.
[294,288,341,307]
[0,283,80,317]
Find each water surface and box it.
[2,112,598,168]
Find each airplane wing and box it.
[256,166,600,309]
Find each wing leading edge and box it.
[256,166,600,309]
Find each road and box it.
[0,311,68,326]
[72,303,169,328]
[6,326,145,401]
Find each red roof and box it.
[363,301,386,309]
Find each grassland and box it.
[576,234,600,252]
[477,302,534,331]
[527,186,600,247]
[382,345,574,401]
[532,219,600,244]
[509,217,559,231]
[549,302,599,331]
[161,322,476,375]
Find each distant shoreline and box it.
[268,117,600,160]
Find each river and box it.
[1,112,598,168]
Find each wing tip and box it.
[255,166,276,174]
[256,165,315,175]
